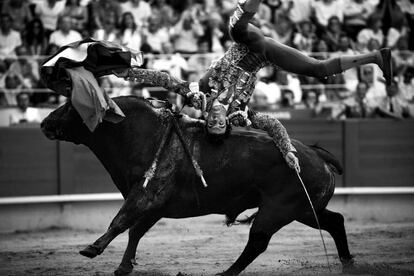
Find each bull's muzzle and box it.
[40,120,61,140]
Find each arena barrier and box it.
[1,187,414,205]
[1,119,413,198]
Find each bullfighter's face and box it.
[41,100,88,144]
[206,104,227,135]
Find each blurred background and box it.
[0,0,413,232]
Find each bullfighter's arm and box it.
[247,109,296,157]
[117,68,191,97]
[117,68,206,110]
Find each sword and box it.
[295,167,331,272]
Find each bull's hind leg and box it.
[297,208,354,269]
[114,214,161,276]
[219,205,296,276]
[80,179,173,259]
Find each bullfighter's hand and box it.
[186,91,206,112]
[285,151,300,173]
[228,110,251,127]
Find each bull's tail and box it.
[310,144,343,175]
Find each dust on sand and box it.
[1,215,413,276]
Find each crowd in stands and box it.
[1,0,414,124]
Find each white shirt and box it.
[143,28,169,53]
[312,0,344,26]
[119,29,142,52]
[150,54,188,79]
[120,1,151,27]
[9,107,41,125]
[35,0,65,31]
[283,0,314,23]
[0,30,22,58]
[357,28,384,48]
[49,30,82,47]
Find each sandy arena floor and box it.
[1,215,413,276]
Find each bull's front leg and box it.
[79,178,174,259]
[114,213,162,276]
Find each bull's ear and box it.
[104,99,125,124]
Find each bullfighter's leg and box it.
[114,214,162,276]
[230,0,392,84]
[218,202,296,275]
[80,179,173,258]
[297,209,354,269]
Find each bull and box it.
[41,96,354,275]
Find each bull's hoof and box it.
[79,244,101,258]
[114,264,133,276]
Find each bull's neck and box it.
[83,113,166,197]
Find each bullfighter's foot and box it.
[378,48,393,86]
[79,244,102,258]
[341,255,355,273]
[114,263,133,276]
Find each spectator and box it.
[267,15,293,45]
[280,89,296,108]
[282,0,314,25]
[397,0,414,50]
[148,42,188,80]
[7,46,40,90]
[141,15,170,54]
[0,73,29,106]
[23,19,49,56]
[49,16,82,47]
[374,79,412,118]
[120,0,152,29]
[1,0,32,32]
[361,64,387,103]
[321,16,344,52]
[92,13,118,42]
[337,81,376,118]
[311,0,344,28]
[118,12,142,52]
[0,13,22,59]
[274,69,302,103]
[254,73,282,106]
[151,0,177,27]
[204,12,225,54]
[170,10,204,54]
[9,92,41,125]
[35,0,66,38]
[366,37,382,52]
[255,1,272,25]
[343,0,376,40]
[60,0,88,32]
[187,40,215,79]
[357,14,384,50]
[292,20,316,54]
[398,66,414,102]
[91,0,122,30]
[252,89,270,111]
[331,34,359,91]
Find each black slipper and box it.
[380,48,393,86]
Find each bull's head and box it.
[41,101,90,144]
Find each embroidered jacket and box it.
[126,3,296,156]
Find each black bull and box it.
[41,96,354,275]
